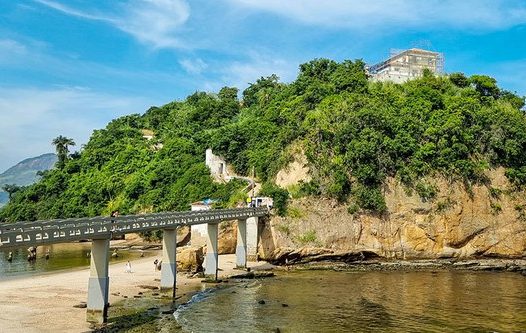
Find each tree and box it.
[470,75,500,99]
[52,135,76,169]
[449,72,470,88]
[500,90,525,110]
[2,184,21,199]
[242,74,281,107]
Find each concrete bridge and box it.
[0,207,268,323]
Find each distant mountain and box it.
[0,153,57,206]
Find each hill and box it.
[1,59,525,229]
[0,153,57,207]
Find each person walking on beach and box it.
[125,261,132,273]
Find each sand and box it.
[0,251,262,333]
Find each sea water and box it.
[173,270,526,332]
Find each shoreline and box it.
[0,251,267,333]
[1,252,524,333]
[276,257,526,274]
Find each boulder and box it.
[177,246,204,272]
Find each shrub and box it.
[352,185,386,213]
[276,223,291,235]
[286,206,305,218]
[490,202,502,215]
[297,230,317,244]
[415,182,438,202]
[435,197,455,213]
[489,187,502,199]
[347,203,360,215]
[259,182,290,216]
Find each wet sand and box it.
[0,251,257,333]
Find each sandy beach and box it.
[0,249,258,333]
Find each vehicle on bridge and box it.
[248,196,273,208]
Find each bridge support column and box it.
[246,216,259,261]
[86,238,110,324]
[204,223,218,280]
[236,219,247,268]
[160,228,177,291]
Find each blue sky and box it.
[1,0,525,172]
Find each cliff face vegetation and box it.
[1,57,525,260]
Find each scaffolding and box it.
[369,48,444,83]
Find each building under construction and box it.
[368,48,444,83]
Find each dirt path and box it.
[0,252,264,333]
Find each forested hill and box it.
[1,59,525,222]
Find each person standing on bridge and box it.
[110,210,119,224]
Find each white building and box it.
[368,48,444,83]
[205,148,229,181]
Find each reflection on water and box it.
[175,270,526,333]
[0,243,149,280]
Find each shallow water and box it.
[0,242,150,280]
[174,270,526,333]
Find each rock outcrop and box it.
[260,168,526,261]
[177,246,204,272]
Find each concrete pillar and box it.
[204,223,218,280]
[236,219,247,268]
[246,216,259,261]
[160,228,177,290]
[86,238,110,324]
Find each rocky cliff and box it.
[259,168,526,262]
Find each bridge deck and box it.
[0,207,268,249]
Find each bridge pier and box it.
[160,228,177,290]
[236,219,247,268]
[86,238,110,324]
[204,223,218,280]
[246,216,259,261]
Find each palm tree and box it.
[52,135,75,169]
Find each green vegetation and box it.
[489,187,503,199]
[52,135,75,169]
[515,204,526,221]
[2,184,21,200]
[435,197,455,213]
[296,230,317,245]
[347,203,360,215]
[415,181,438,202]
[1,58,525,222]
[490,202,503,215]
[286,206,305,218]
[275,222,291,236]
[258,182,289,216]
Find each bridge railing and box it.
[0,207,268,249]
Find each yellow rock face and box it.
[261,168,526,259]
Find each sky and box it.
[0,0,525,172]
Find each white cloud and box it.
[0,87,149,172]
[227,0,526,30]
[215,51,298,91]
[34,0,190,49]
[179,58,208,74]
[34,0,114,22]
[117,0,190,49]
[0,39,28,63]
